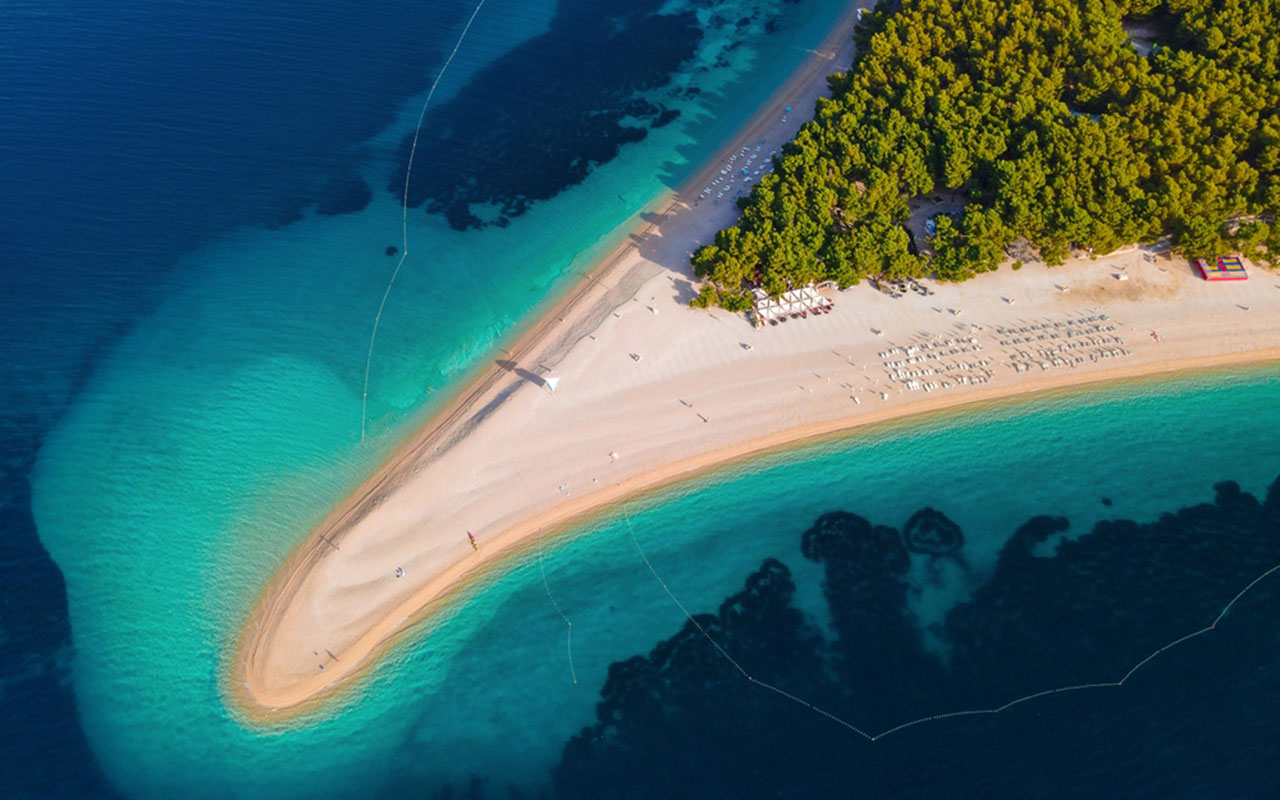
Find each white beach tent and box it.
[544,376,560,394]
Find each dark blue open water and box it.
[3,2,483,794]
[3,0,843,795]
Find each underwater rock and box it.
[554,557,830,800]
[549,475,1280,800]
[394,1,702,231]
[651,108,681,129]
[266,196,307,229]
[799,511,906,572]
[316,174,372,216]
[902,507,964,556]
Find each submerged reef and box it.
[543,477,1280,799]
[394,0,701,231]
[315,174,373,216]
[901,507,964,556]
[392,0,790,231]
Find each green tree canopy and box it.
[692,0,1280,307]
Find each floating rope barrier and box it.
[519,471,578,685]
[538,533,578,686]
[622,508,873,740]
[360,0,490,441]
[621,506,1279,742]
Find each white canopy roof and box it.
[752,284,826,322]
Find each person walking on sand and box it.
[467,531,478,551]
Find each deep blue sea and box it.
[3,1,1278,798]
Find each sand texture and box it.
[230,7,1280,718]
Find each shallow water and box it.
[7,0,1280,797]
[10,0,851,797]
[399,364,1280,794]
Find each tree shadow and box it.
[671,277,698,304]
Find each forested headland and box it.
[691,0,1280,309]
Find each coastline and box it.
[230,1,868,721]
[229,0,1280,721]
[234,349,1280,722]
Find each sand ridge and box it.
[229,5,1280,719]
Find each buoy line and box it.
[622,507,1279,742]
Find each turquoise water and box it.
[398,364,1280,790]
[12,0,1280,795]
[38,349,1280,797]
[27,1,855,797]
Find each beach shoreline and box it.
[232,347,1280,722]
[228,0,1280,722]
[229,1,867,722]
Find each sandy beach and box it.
[230,5,1280,719]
